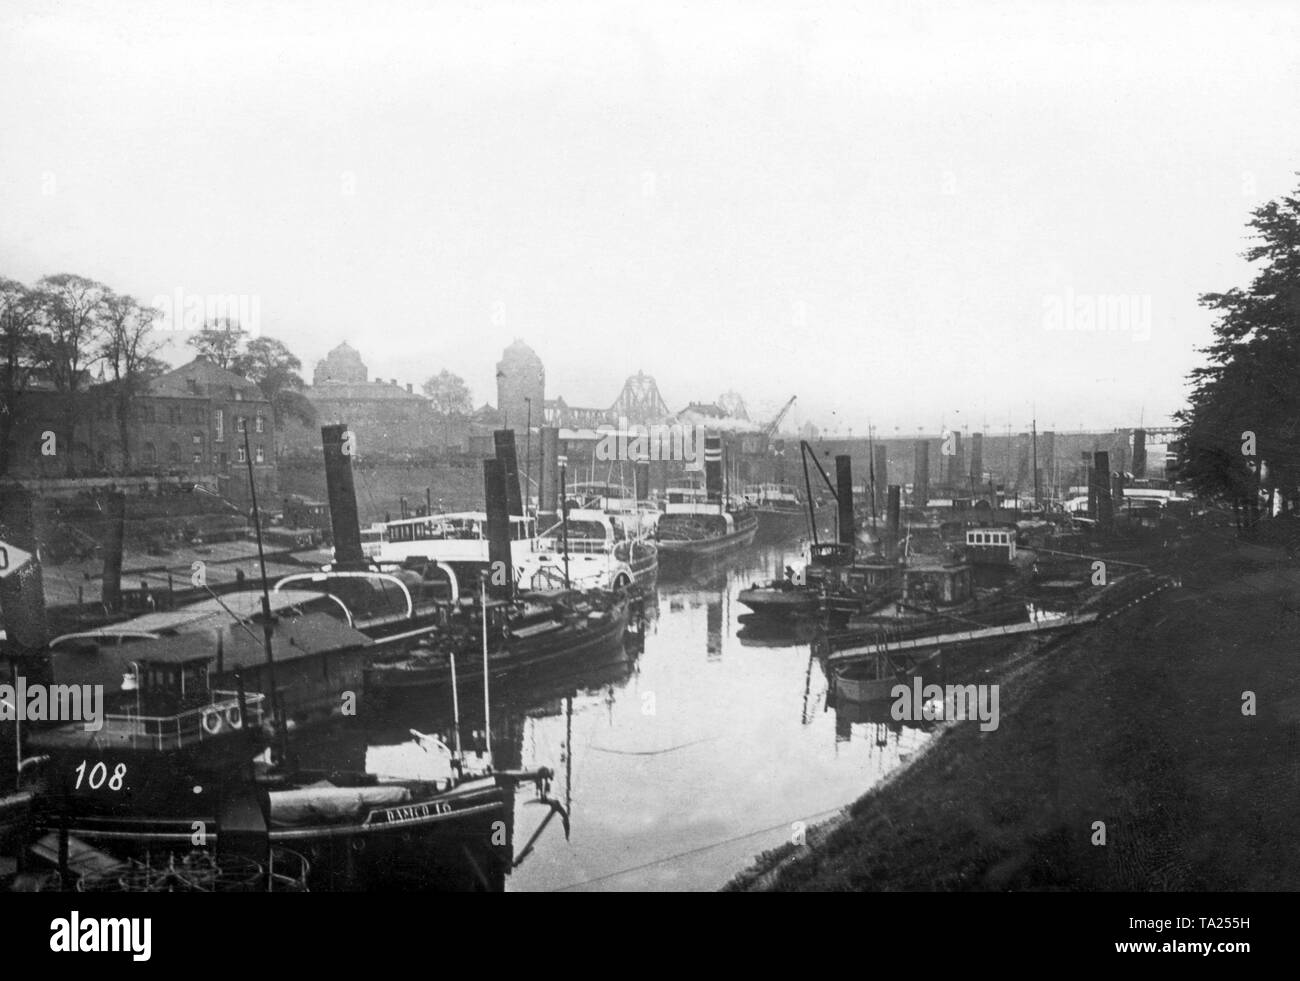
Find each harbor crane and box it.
[764,396,797,439]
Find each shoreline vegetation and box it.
[728,532,1300,891]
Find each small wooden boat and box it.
[833,648,943,703]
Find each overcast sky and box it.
[3,0,1298,435]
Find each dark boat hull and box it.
[364,601,631,692]
[655,517,758,574]
[752,507,806,544]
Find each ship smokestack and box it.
[704,434,723,503]
[101,490,126,612]
[1093,451,1113,530]
[914,440,930,507]
[483,458,514,601]
[0,483,51,664]
[874,444,888,513]
[835,455,855,546]
[321,423,366,569]
[886,485,901,560]
[493,429,523,516]
[1132,428,1147,478]
[538,426,560,518]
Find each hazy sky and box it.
[3,0,1298,435]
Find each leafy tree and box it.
[186,317,247,369]
[231,337,316,449]
[422,369,472,450]
[34,273,110,475]
[99,292,164,471]
[0,278,42,476]
[1178,179,1300,531]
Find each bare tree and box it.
[99,292,165,472]
[34,273,110,475]
[0,277,42,476]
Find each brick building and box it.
[2,356,276,507]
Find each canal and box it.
[296,542,933,891]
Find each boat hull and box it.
[655,517,758,574]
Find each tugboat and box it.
[738,448,899,626]
[743,483,807,543]
[24,648,566,891]
[654,435,757,574]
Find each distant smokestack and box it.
[970,432,984,481]
[102,490,126,612]
[874,444,888,512]
[704,434,723,502]
[483,458,513,600]
[886,485,901,560]
[1093,451,1113,529]
[493,430,523,516]
[0,483,51,661]
[321,423,365,569]
[539,427,560,516]
[1132,428,1147,478]
[835,455,855,546]
[914,441,930,507]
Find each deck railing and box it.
[99,692,267,750]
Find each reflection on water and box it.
[297,544,933,891]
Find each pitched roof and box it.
[149,357,266,401]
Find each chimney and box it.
[970,432,984,482]
[1132,428,1147,478]
[835,454,855,546]
[704,434,723,502]
[538,426,560,517]
[321,423,366,569]
[886,485,901,561]
[483,458,513,600]
[0,484,51,665]
[914,440,930,507]
[874,443,888,513]
[1093,451,1113,530]
[493,430,523,516]
[390,378,397,387]
[101,490,126,612]
[406,382,413,394]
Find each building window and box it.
[237,416,246,433]
[143,442,156,465]
[219,452,227,468]
[237,445,247,463]
[215,409,224,442]
[168,442,181,464]
[255,445,265,464]
[255,413,264,433]
[193,451,202,464]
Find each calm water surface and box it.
[299,543,932,891]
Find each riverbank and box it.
[728,533,1300,891]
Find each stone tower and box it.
[496,339,544,432]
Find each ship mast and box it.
[243,426,288,764]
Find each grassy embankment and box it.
[729,533,1300,890]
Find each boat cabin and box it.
[902,562,973,606]
[964,526,1017,564]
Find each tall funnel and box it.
[321,424,365,569]
[914,440,930,507]
[835,454,855,546]
[483,458,514,601]
[101,490,126,613]
[886,485,901,560]
[494,430,523,516]
[538,426,560,517]
[704,434,723,503]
